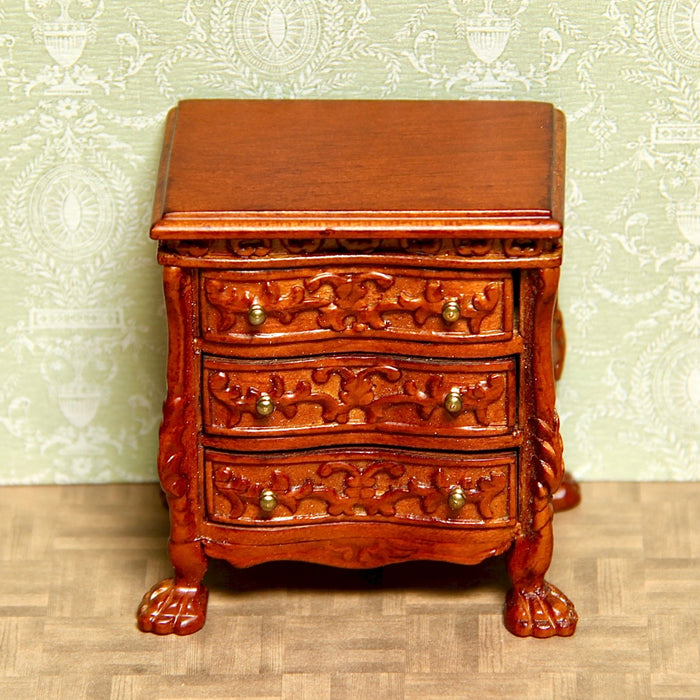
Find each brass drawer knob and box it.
[448,486,467,511]
[441,300,461,324]
[248,303,267,326]
[444,391,463,415]
[259,489,278,512]
[255,393,275,417]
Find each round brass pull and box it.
[441,300,461,324]
[444,391,463,415]
[448,486,467,511]
[255,393,275,417]
[248,303,267,326]
[259,489,278,512]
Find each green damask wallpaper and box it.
[0,1,698,484]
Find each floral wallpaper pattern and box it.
[0,0,698,483]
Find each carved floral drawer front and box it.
[204,448,516,528]
[202,355,515,442]
[199,267,512,347]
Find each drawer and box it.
[203,355,516,445]
[200,267,513,348]
[204,447,517,528]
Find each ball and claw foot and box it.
[137,578,209,635]
[505,581,578,638]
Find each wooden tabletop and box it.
[152,100,565,239]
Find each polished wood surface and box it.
[199,266,514,350]
[140,100,577,638]
[203,447,516,529]
[160,100,557,216]
[202,355,517,447]
[1,482,698,699]
[151,100,565,238]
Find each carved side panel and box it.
[521,268,565,534]
[158,266,200,545]
[205,449,516,528]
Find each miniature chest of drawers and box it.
[138,100,578,638]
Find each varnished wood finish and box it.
[157,100,558,221]
[204,447,517,529]
[505,267,576,637]
[200,266,513,349]
[138,265,209,636]
[159,236,563,269]
[141,100,577,638]
[202,355,516,448]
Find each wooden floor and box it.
[0,482,698,700]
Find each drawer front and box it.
[200,267,512,347]
[204,448,517,528]
[203,355,516,442]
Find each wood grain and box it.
[0,482,697,698]
[161,100,556,216]
[151,100,565,239]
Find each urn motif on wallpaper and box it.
[398,0,573,94]
[19,0,152,94]
[660,170,700,271]
[24,0,103,94]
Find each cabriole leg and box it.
[506,268,577,637]
[137,265,207,635]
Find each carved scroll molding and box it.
[397,280,500,334]
[164,237,561,262]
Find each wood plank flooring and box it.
[0,482,698,699]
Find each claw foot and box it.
[137,577,208,635]
[505,581,577,638]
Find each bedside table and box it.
[138,100,578,638]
